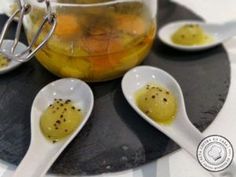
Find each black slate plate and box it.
[0,0,230,175]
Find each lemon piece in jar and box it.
[55,15,81,38]
[40,99,83,143]
[171,24,213,46]
[116,14,147,35]
[49,39,89,57]
[35,44,91,79]
[29,14,88,57]
[136,83,177,124]
[59,57,91,78]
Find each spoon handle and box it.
[12,143,56,177]
[168,118,203,157]
[221,21,236,40]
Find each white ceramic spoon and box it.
[122,66,236,177]
[158,20,236,51]
[0,40,27,74]
[12,78,94,177]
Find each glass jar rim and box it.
[33,0,141,7]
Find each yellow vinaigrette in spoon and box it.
[40,99,83,143]
[135,83,177,124]
[0,54,10,68]
[171,24,213,46]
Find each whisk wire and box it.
[0,9,21,48]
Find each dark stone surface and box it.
[0,0,230,175]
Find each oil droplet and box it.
[121,156,128,161]
[121,145,129,151]
[106,165,111,169]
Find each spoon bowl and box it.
[13,78,94,177]
[158,20,236,51]
[122,66,203,154]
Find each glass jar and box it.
[23,0,157,82]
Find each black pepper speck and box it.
[56,120,61,124]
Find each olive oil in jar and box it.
[25,1,156,81]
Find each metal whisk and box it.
[0,0,56,62]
